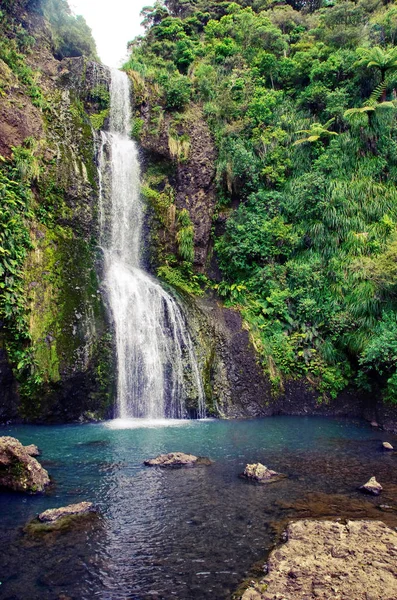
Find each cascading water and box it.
[98,69,205,420]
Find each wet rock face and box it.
[144,452,212,468]
[0,2,114,424]
[0,436,50,493]
[359,476,383,496]
[139,105,216,270]
[241,520,397,600]
[38,501,96,523]
[240,463,284,484]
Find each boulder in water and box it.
[382,441,394,451]
[38,501,96,523]
[0,436,50,494]
[24,444,40,457]
[359,476,383,495]
[240,463,285,484]
[26,501,99,535]
[144,452,212,468]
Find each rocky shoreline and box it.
[240,519,397,600]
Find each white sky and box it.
[70,0,149,67]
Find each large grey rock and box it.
[240,520,397,600]
[144,452,211,468]
[359,476,383,496]
[38,502,96,523]
[0,436,50,493]
[240,463,285,484]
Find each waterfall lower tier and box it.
[99,68,205,420]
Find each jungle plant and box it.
[355,46,397,98]
[293,118,338,145]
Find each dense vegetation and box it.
[125,0,397,401]
[0,0,100,406]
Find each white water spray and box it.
[99,69,205,419]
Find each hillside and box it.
[125,0,397,407]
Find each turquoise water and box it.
[0,416,396,599]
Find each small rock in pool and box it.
[38,501,96,523]
[359,476,383,496]
[382,442,394,451]
[24,444,40,457]
[144,452,212,468]
[240,463,285,484]
[370,420,380,428]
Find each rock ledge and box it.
[241,519,397,600]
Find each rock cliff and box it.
[0,1,114,422]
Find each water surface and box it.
[0,416,396,599]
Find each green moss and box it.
[88,84,110,110]
[20,222,106,418]
[24,512,99,536]
[158,264,204,296]
[90,109,109,130]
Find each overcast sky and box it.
[70,0,149,67]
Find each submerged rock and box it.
[240,463,285,484]
[24,444,40,457]
[0,436,50,493]
[240,520,397,600]
[382,441,394,451]
[38,501,96,523]
[359,476,383,495]
[144,452,212,468]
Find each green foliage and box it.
[42,0,98,60]
[0,153,43,394]
[88,84,110,110]
[131,117,145,140]
[163,74,192,110]
[158,263,204,296]
[0,35,44,107]
[89,109,109,130]
[293,118,338,145]
[176,208,194,262]
[127,0,397,401]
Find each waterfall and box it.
[98,69,205,420]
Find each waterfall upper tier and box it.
[98,69,205,419]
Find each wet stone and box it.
[359,476,383,496]
[0,436,50,494]
[144,452,212,468]
[382,442,394,451]
[38,501,96,523]
[239,463,285,484]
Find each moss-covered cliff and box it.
[0,0,114,422]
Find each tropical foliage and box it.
[125,0,397,402]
